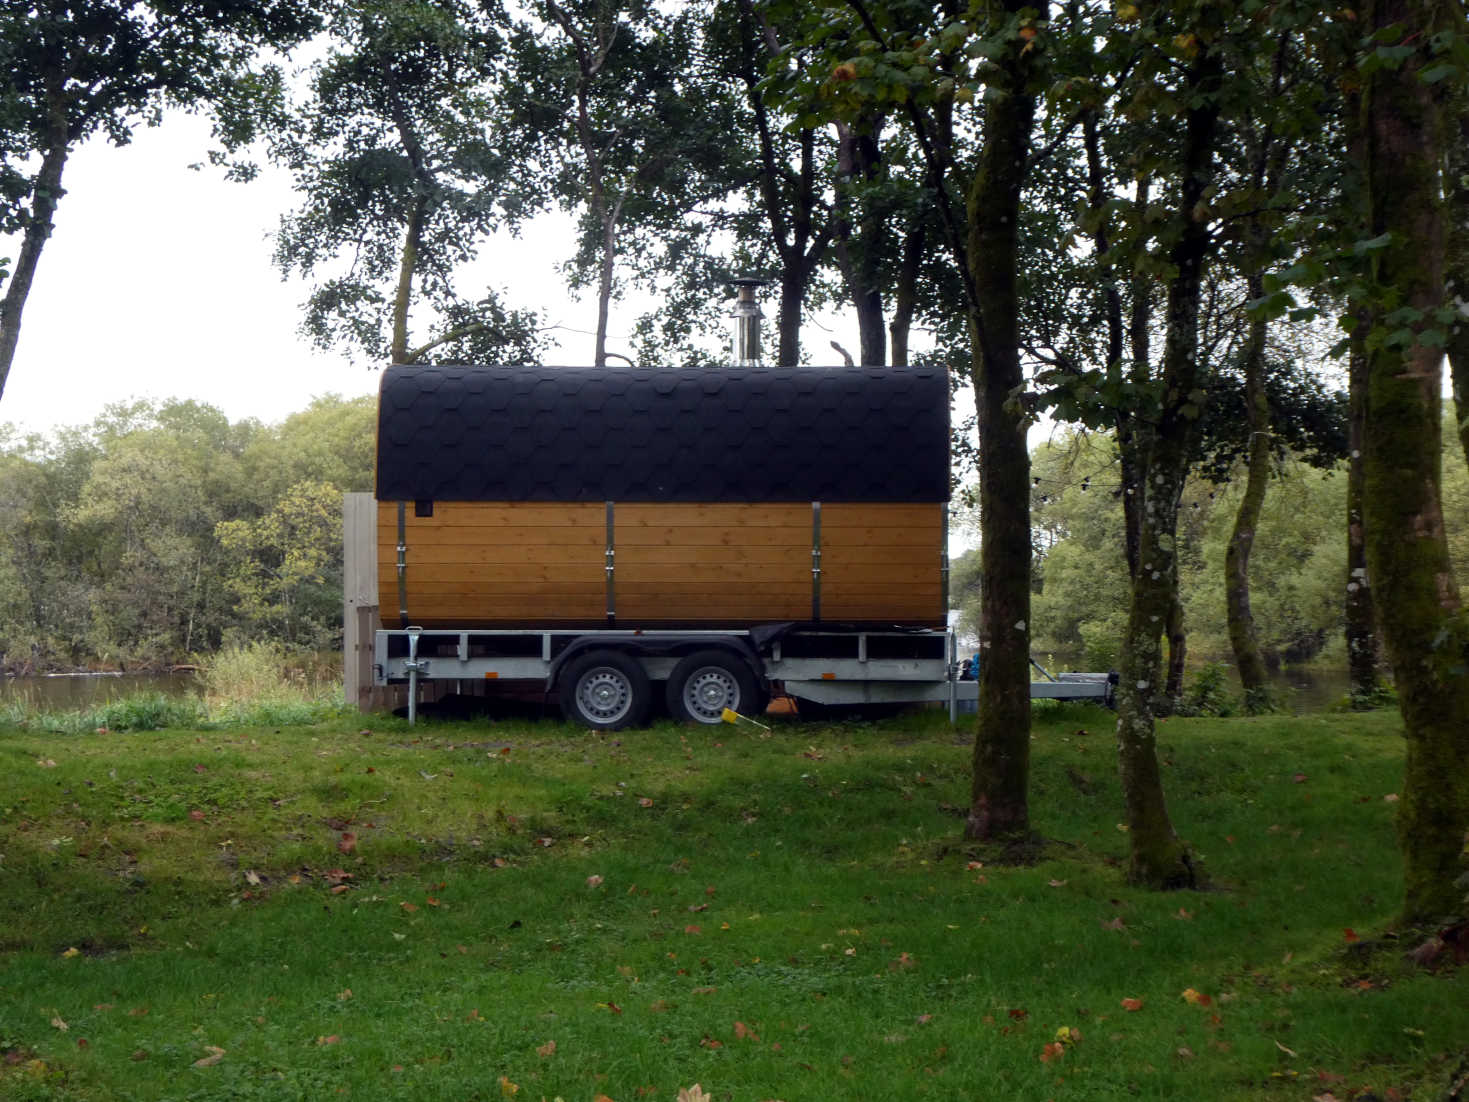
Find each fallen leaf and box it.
[192,1045,225,1067]
[1176,1046,1195,1060]
[684,925,702,935]
[61,947,81,959]
[1175,908,1193,920]
[537,1040,556,1058]
[1101,916,1127,931]
[316,1035,340,1046]
[1008,1008,1029,1022]
[734,1021,760,1041]
[1039,1041,1065,1063]
[1383,793,1400,802]
[1275,1040,1298,1057]
[50,1016,68,1031]
[244,870,262,886]
[1293,773,1308,784]
[1343,928,1360,943]
[499,1075,519,1096]
[1121,998,1144,1012]
[1181,988,1212,1006]
[337,988,352,1000]
[401,902,418,913]
[639,798,654,808]
[677,1087,710,1102]
[587,875,604,888]
[1048,879,1068,888]
[188,809,206,821]
[536,837,554,848]
[338,832,357,854]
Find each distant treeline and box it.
[0,396,374,672]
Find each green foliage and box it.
[0,397,374,671]
[1177,661,1238,717]
[0,708,1462,1100]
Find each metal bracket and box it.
[811,500,822,622]
[396,501,409,628]
[605,500,616,624]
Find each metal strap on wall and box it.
[396,501,409,628]
[811,500,822,622]
[605,500,616,624]
[941,502,951,614]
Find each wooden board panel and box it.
[379,498,947,628]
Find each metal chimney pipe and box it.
[729,277,766,366]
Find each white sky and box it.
[0,113,748,438]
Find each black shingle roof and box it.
[376,364,950,503]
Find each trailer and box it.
[363,352,1113,726]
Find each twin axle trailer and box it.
[364,361,1113,727]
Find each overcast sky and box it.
[0,113,690,439]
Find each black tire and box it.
[666,650,761,725]
[558,650,651,730]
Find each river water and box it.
[0,671,198,711]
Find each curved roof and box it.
[376,363,950,503]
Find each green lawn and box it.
[0,703,1463,1101]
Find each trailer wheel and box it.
[559,650,650,730]
[667,650,761,725]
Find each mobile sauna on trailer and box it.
[364,291,1112,726]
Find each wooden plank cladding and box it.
[378,499,946,629]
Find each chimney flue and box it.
[729,277,766,367]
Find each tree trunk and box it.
[834,120,887,366]
[389,198,424,365]
[889,222,924,368]
[1224,274,1273,707]
[0,134,69,404]
[964,5,1036,843]
[1115,42,1221,890]
[1361,0,1469,924]
[1447,96,1469,465]
[1162,585,1187,713]
[1346,311,1380,702]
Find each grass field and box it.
[0,702,1464,1101]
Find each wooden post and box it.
[343,493,381,713]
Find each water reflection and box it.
[0,672,197,711]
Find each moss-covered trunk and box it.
[1361,0,1469,923]
[1447,96,1469,466]
[1346,313,1381,702]
[1224,278,1273,706]
[1114,41,1221,890]
[965,6,1036,842]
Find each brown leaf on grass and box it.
[684,925,702,935]
[692,986,717,995]
[1121,998,1144,1012]
[192,1045,225,1067]
[593,1095,615,1102]
[1101,916,1128,931]
[734,1021,760,1042]
[536,1040,556,1058]
[676,1087,710,1102]
[1275,1040,1298,1057]
[1176,1046,1195,1060]
[330,884,351,895]
[1343,928,1360,943]
[337,989,352,1001]
[587,875,604,888]
[700,1036,723,1049]
[1007,1008,1029,1022]
[188,810,206,821]
[50,1017,68,1031]
[536,837,554,848]
[499,1075,519,1096]
[1293,773,1308,784]
[1048,879,1068,888]
[1181,988,1212,1007]
[401,902,418,914]
[127,1007,148,1018]
[638,798,654,808]
[316,1035,340,1046]
[1039,1042,1065,1063]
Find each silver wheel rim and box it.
[576,666,634,725]
[682,666,739,723]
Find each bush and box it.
[1179,661,1239,717]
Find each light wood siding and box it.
[820,503,945,623]
[379,500,945,628]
